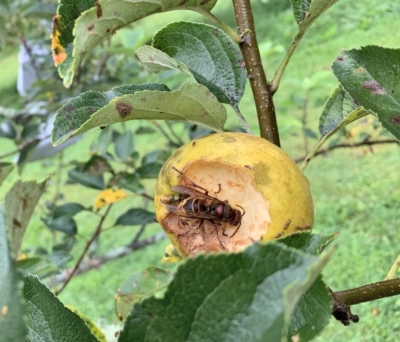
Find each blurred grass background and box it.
[1,1,400,341]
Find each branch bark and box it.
[294,139,399,164]
[331,277,400,325]
[232,0,280,146]
[49,233,165,286]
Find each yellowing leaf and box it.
[17,253,28,261]
[94,188,127,209]
[51,15,67,66]
[161,244,182,263]
[65,305,107,342]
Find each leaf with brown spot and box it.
[5,177,48,256]
[332,46,400,141]
[52,83,226,146]
[57,0,217,87]
[0,206,28,341]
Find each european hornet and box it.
[161,167,245,246]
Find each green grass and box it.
[307,146,400,341]
[0,47,21,107]
[1,2,400,341]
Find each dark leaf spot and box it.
[389,116,400,124]
[20,197,28,210]
[336,55,344,61]
[95,1,102,18]
[362,80,386,95]
[116,102,132,119]
[88,24,94,31]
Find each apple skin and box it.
[155,132,314,258]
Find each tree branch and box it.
[55,204,113,295]
[334,278,400,306]
[49,233,165,286]
[294,139,399,164]
[232,0,280,146]
[331,278,400,325]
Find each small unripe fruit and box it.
[155,132,313,258]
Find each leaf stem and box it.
[270,30,306,93]
[384,254,400,280]
[165,121,185,145]
[232,0,280,146]
[186,7,242,44]
[150,121,181,148]
[233,106,254,134]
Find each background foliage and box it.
[0,0,399,341]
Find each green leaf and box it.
[17,139,41,172]
[0,119,17,139]
[0,205,29,342]
[84,155,113,175]
[40,201,83,237]
[135,45,192,75]
[41,216,77,235]
[66,305,107,342]
[52,203,85,218]
[23,275,98,341]
[110,172,144,193]
[302,86,371,168]
[60,0,217,86]
[115,266,173,321]
[136,162,163,179]
[288,276,332,340]
[291,0,339,31]
[304,128,318,139]
[332,46,400,140]
[0,162,14,187]
[115,208,155,226]
[52,83,168,145]
[97,125,112,155]
[114,131,135,161]
[5,178,48,256]
[141,150,170,164]
[68,168,105,190]
[52,83,226,146]
[21,2,58,19]
[278,232,338,255]
[153,21,246,108]
[319,86,370,137]
[290,0,311,23]
[17,251,72,279]
[119,242,332,342]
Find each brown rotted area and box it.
[159,161,270,256]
